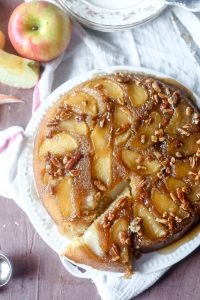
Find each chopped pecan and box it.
[115,124,130,136]
[51,156,62,168]
[155,218,168,225]
[69,169,81,177]
[186,106,193,116]
[94,180,107,192]
[94,192,101,201]
[46,119,59,127]
[65,153,82,170]
[75,115,85,122]
[116,97,125,105]
[119,231,128,245]
[177,128,190,136]
[152,81,161,93]
[110,243,120,258]
[140,134,146,144]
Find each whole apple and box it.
[8,1,71,62]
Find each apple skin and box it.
[8,1,71,62]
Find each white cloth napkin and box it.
[1,4,200,300]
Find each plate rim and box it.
[58,0,167,31]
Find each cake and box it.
[34,72,200,273]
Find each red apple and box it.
[8,1,71,62]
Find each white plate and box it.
[58,0,166,32]
[18,66,200,275]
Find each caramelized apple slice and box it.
[115,129,131,146]
[60,117,88,135]
[130,175,142,196]
[189,185,200,203]
[66,91,97,116]
[91,122,111,152]
[127,82,148,107]
[131,111,161,150]
[165,103,192,135]
[114,105,132,129]
[39,132,77,159]
[85,79,124,100]
[56,177,73,219]
[110,218,129,263]
[173,160,192,178]
[122,150,161,175]
[83,223,104,256]
[91,123,112,186]
[121,150,141,172]
[134,204,167,239]
[165,177,187,194]
[167,134,200,157]
[92,152,112,186]
[152,189,187,218]
[84,187,131,257]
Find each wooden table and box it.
[0,1,199,299]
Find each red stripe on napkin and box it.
[0,131,23,153]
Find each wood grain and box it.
[0,1,199,299]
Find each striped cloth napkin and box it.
[1,4,200,300]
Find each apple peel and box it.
[0,94,24,104]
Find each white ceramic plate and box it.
[57,0,166,32]
[18,66,200,276]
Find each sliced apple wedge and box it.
[152,189,187,218]
[0,49,39,88]
[189,186,200,203]
[85,78,124,100]
[134,204,167,239]
[91,122,112,152]
[56,177,73,219]
[122,149,161,175]
[127,82,148,107]
[66,91,97,116]
[115,129,131,146]
[165,104,192,135]
[110,217,129,264]
[165,177,187,195]
[130,175,142,196]
[131,111,161,150]
[39,132,77,159]
[114,105,132,129]
[60,118,88,135]
[122,149,141,171]
[173,160,192,178]
[167,134,200,157]
[92,152,112,186]
[91,122,112,186]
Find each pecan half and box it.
[65,153,82,170]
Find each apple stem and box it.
[32,25,39,31]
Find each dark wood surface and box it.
[0,1,199,299]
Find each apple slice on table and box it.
[0,31,5,49]
[0,94,23,104]
[0,49,39,89]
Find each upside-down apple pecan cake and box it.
[34,72,200,273]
